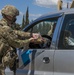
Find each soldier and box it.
[0,5,42,75]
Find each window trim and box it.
[58,14,74,49]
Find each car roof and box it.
[39,8,74,18]
[59,8,74,14]
[33,8,74,22]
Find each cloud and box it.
[29,13,42,20]
[19,12,42,19]
[34,0,72,8]
[30,13,42,17]
[19,11,23,16]
[34,0,58,8]
[18,11,42,21]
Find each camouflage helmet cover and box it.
[1,5,19,17]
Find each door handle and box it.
[43,57,50,64]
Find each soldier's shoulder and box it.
[0,19,8,26]
[2,26,13,32]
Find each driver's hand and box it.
[31,33,45,44]
[32,33,41,39]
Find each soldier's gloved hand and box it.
[29,37,35,42]
[29,37,43,44]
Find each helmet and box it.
[1,5,19,17]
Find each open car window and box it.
[28,18,58,37]
[27,17,59,49]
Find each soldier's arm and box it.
[7,38,31,48]
[0,26,42,48]
[13,30,31,38]
[0,26,31,48]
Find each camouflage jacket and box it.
[0,18,33,69]
[0,18,31,55]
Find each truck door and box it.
[28,49,54,75]
[27,20,56,75]
[54,14,74,75]
[17,49,54,75]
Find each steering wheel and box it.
[29,35,52,49]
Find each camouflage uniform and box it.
[0,5,32,75]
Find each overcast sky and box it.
[0,0,72,24]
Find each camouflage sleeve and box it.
[7,38,30,48]
[0,26,31,48]
[13,30,31,38]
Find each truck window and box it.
[58,14,74,49]
[32,21,56,37]
[28,17,59,49]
